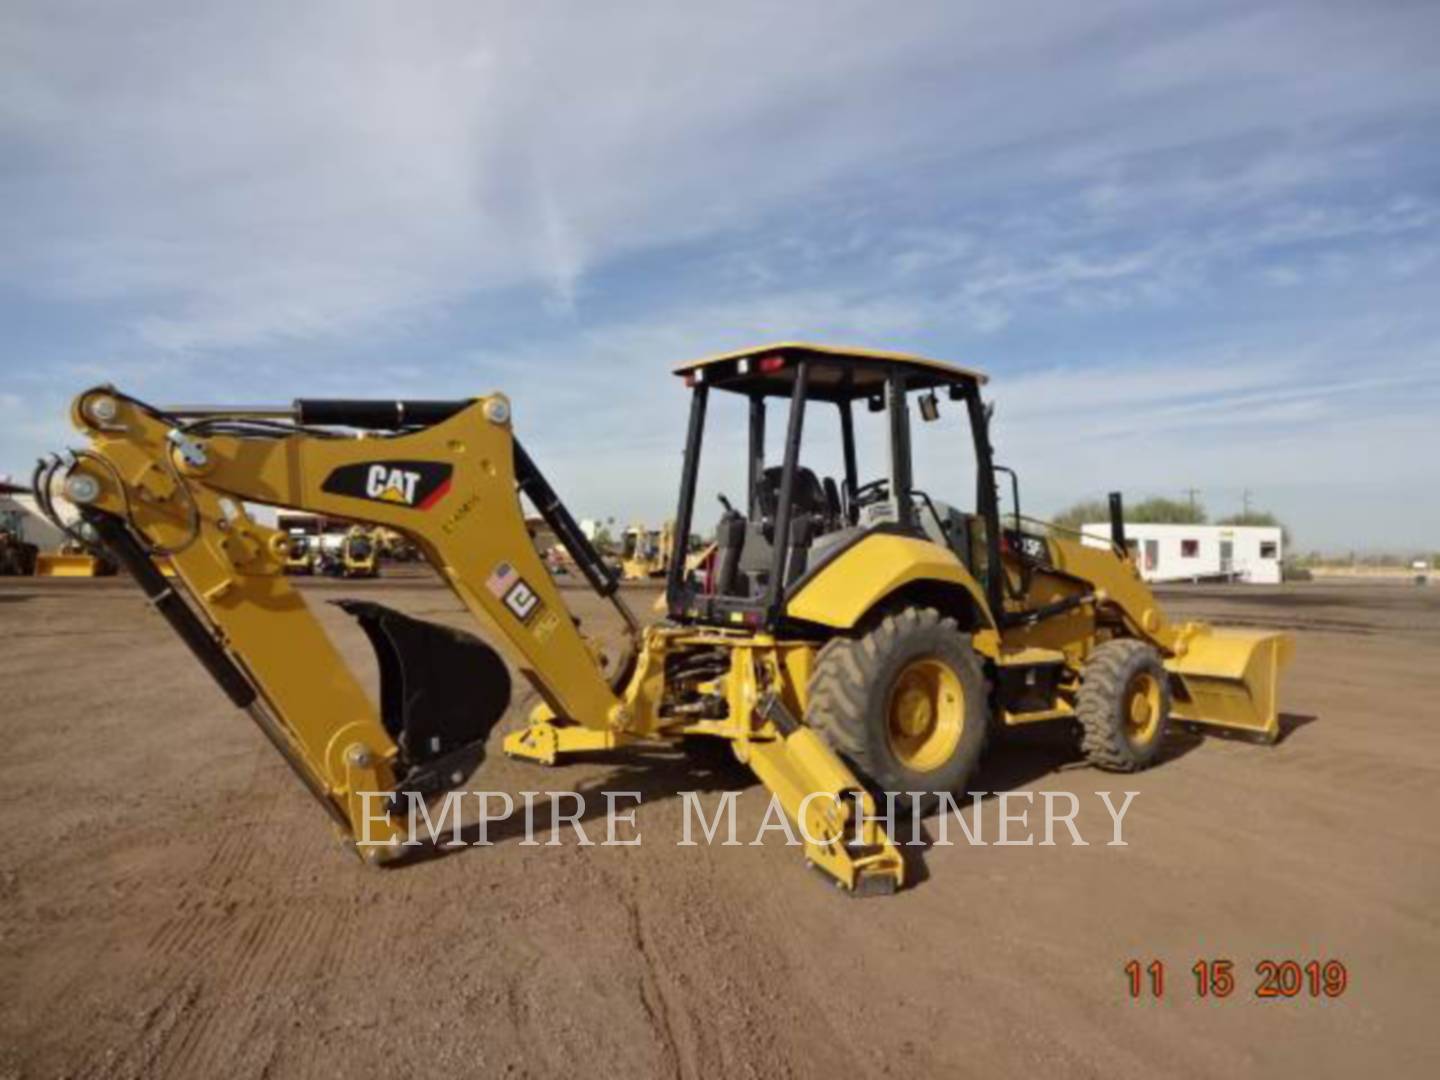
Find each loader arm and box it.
[46,387,629,855]
[1010,529,1294,740]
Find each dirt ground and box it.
[1,572,1437,1079]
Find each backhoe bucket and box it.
[336,600,512,799]
[1165,628,1294,742]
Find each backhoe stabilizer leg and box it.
[743,724,906,895]
[503,717,634,765]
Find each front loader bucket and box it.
[1166,628,1295,742]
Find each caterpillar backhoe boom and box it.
[43,385,902,889]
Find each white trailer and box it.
[0,492,67,550]
[1081,523,1283,584]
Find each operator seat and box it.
[754,466,831,536]
[711,508,773,599]
[754,465,837,584]
[712,466,839,598]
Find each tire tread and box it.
[1077,638,1170,772]
[806,606,986,806]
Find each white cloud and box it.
[4,0,1437,352]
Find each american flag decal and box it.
[486,562,519,599]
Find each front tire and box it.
[1077,639,1172,771]
[807,607,987,814]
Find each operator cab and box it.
[666,343,1008,629]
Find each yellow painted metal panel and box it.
[786,534,994,631]
[35,553,109,577]
[1168,628,1294,742]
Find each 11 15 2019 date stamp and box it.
[1124,959,1349,1000]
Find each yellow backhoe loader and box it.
[621,520,715,583]
[37,343,1291,894]
[333,526,380,579]
[619,522,668,580]
[282,532,316,575]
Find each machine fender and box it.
[784,534,996,633]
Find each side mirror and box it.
[919,392,940,422]
[867,393,885,413]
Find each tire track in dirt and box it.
[82,973,206,1080]
[107,869,362,1078]
[622,885,685,1080]
[84,770,347,1078]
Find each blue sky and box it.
[2,0,1437,551]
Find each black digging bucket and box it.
[335,600,512,801]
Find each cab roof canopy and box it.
[673,342,987,402]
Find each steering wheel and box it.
[853,478,890,508]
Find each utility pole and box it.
[1242,488,1253,517]
[1183,487,1200,515]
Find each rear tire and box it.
[1077,639,1171,771]
[807,607,987,815]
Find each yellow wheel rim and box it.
[886,657,964,772]
[1125,671,1162,745]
